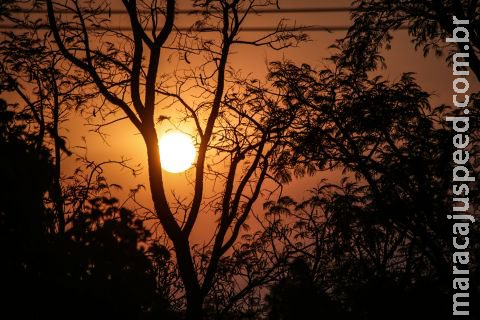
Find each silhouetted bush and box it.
[0,99,178,319]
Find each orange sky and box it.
[4,0,479,243]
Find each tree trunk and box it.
[186,293,204,320]
[142,124,204,319]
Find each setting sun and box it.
[159,131,196,173]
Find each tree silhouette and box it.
[2,0,477,318]
[0,98,177,318]
[0,15,99,234]
[38,0,306,318]
[264,48,480,318]
[266,258,340,320]
[340,0,480,79]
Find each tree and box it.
[38,0,305,317]
[0,17,97,234]
[0,98,176,319]
[266,258,340,320]
[341,0,480,80]
[263,48,480,318]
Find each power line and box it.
[0,24,356,32]
[0,24,348,32]
[1,6,409,33]
[2,6,358,32]
[0,24,410,32]
[10,7,352,15]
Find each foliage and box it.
[264,55,480,318]
[341,0,480,79]
[0,100,176,318]
[36,0,307,318]
[1,0,478,318]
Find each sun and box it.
[159,131,196,173]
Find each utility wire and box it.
[9,7,352,15]
[0,24,359,32]
[0,24,410,32]
[2,6,408,33]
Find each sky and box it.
[5,0,478,243]
[61,0,355,204]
